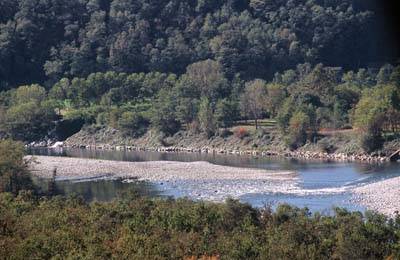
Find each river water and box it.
[30,148,400,214]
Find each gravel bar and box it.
[353,177,400,217]
[27,156,297,182]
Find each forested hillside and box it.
[0,0,399,154]
[1,0,398,89]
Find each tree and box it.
[214,98,239,129]
[376,64,394,85]
[287,111,310,150]
[291,64,341,106]
[118,111,149,137]
[390,66,400,87]
[353,85,400,134]
[151,89,181,136]
[240,79,267,129]
[1,85,57,141]
[182,59,228,100]
[198,97,216,137]
[12,84,46,105]
[276,97,295,131]
[176,98,199,126]
[353,85,400,152]
[265,83,286,117]
[0,139,34,195]
[47,167,58,196]
[0,0,394,90]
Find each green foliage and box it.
[64,106,104,125]
[0,139,399,258]
[0,85,57,141]
[11,84,46,105]
[360,131,385,153]
[0,0,393,89]
[0,140,34,194]
[215,98,239,129]
[240,79,267,129]
[198,97,216,137]
[176,97,200,126]
[0,193,399,259]
[390,66,400,87]
[352,84,400,152]
[377,64,394,85]
[118,111,149,137]
[151,89,181,136]
[354,85,400,133]
[0,1,399,152]
[182,59,229,101]
[265,83,287,117]
[287,111,310,150]
[276,97,295,131]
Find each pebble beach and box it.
[353,177,400,217]
[27,155,296,182]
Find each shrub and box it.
[64,106,102,125]
[360,131,384,153]
[188,120,200,134]
[219,129,233,138]
[318,138,337,153]
[0,196,399,260]
[1,85,57,141]
[287,111,310,150]
[234,127,249,139]
[0,140,34,194]
[118,111,150,137]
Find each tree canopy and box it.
[0,0,397,90]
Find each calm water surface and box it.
[30,148,400,213]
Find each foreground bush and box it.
[0,140,34,194]
[0,193,399,259]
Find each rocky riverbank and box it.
[57,143,391,163]
[29,126,399,163]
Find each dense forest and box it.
[1,139,400,259]
[0,0,399,153]
[1,0,399,89]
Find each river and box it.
[30,148,400,214]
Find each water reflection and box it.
[33,177,160,203]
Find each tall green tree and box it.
[353,85,400,152]
[198,97,216,137]
[240,79,267,129]
[215,98,239,129]
[151,89,181,136]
